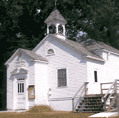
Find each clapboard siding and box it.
[6,55,18,110]
[28,99,35,108]
[35,37,87,99]
[103,52,119,82]
[29,62,35,85]
[87,51,119,94]
[7,65,13,110]
[7,52,31,110]
[35,62,48,105]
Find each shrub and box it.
[28,105,54,113]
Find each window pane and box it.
[20,83,21,92]
[58,69,66,87]
[32,87,34,95]
[22,83,24,92]
[18,84,19,93]
[94,71,98,82]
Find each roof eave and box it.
[102,49,119,56]
[84,55,105,62]
[5,48,20,66]
[45,18,67,24]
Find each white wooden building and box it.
[5,9,119,112]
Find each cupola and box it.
[44,9,67,40]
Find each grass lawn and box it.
[0,112,94,118]
[0,105,118,118]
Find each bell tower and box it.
[44,9,67,40]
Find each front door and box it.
[17,78,25,109]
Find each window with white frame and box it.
[58,69,67,87]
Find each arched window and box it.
[58,24,63,34]
[49,24,56,34]
[47,49,54,55]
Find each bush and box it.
[28,105,54,113]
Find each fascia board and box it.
[102,49,119,56]
[5,48,20,66]
[32,35,50,52]
[5,48,34,66]
[83,55,105,62]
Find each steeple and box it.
[44,9,67,40]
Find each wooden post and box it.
[104,98,106,111]
[115,80,119,114]
[100,83,102,94]
[84,82,88,96]
[72,98,74,112]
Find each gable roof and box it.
[33,34,104,62]
[5,48,48,66]
[44,9,67,24]
[80,38,119,55]
[21,48,48,61]
[57,37,104,60]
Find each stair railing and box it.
[72,82,88,112]
[101,79,119,112]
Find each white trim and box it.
[85,55,105,62]
[94,48,119,56]
[103,49,119,56]
[11,68,28,75]
[30,59,48,64]
[5,48,30,66]
[32,35,49,52]
[56,68,68,88]
[46,54,55,56]
[5,48,20,66]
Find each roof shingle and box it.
[45,9,67,24]
[20,48,48,62]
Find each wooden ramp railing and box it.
[72,82,88,112]
[101,79,119,113]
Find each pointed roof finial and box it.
[55,0,57,9]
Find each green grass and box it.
[0,105,118,118]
